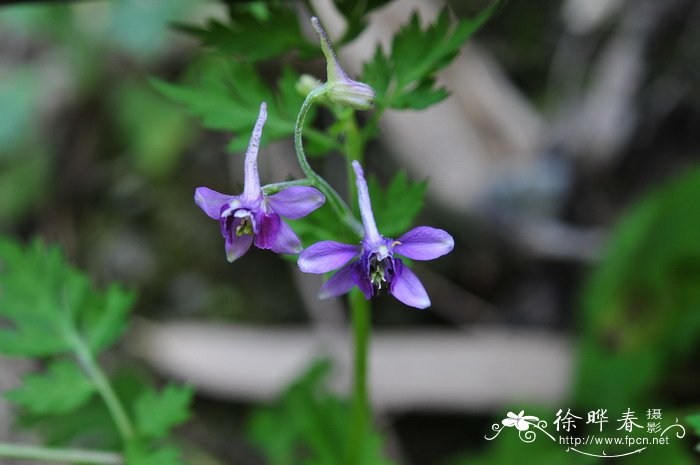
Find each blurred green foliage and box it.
[450,166,700,464]
[151,59,335,154]
[687,413,700,451]
[367,172,428,238]
[248,361,395,465]
[113,82,196,179]
[574,166,700,412]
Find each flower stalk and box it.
[0,444,122,465]
[294,86,364,237]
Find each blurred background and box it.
[1,0,699,463]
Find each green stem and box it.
[0,444,122,464]
[342,111,365,205]
[71,337,134,441]
[295,85,363,237]
[262,178,314,195]
[346,288,371,465]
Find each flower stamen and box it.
[236,217,254,237]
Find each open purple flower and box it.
[298,161,454,309]
[195,102,325,262]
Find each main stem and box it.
[347,288,371,464]
[0,444,122,465]
[295,86,363,237]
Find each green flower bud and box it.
[311,17,376,111]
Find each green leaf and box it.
[82,283,136,353]
[20,371,152,448]
[0,238,136,357]
[367,172,428,237]
[391,78,449,110]
[363,4,499,110]
[177,3,314,62]
[6,359,94,415]
[151,57,336,155]
[134,384,194,440]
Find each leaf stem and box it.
[0,444,122,464]
[294,85,364,237]
[71,336,134,441]
[261,178,314,195]
[346,288,371,465]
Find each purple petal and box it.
[318,264,356,300]
[270,221,302,255]
[352,262,373,299]
[266,186,325,219]
[351,161,382,243]
[253,212,281,249]
[242,103,267,200]
[225,233,253,262]
[298,241,359,274]
[394,226,454,261]
[390,260,430,309]
[195,187,236,220]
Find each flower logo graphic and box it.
[502,411,540,431]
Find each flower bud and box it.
[311,17,376,111]
[326,79,376,111]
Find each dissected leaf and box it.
[6,359,94,415]
[83,283,136,353]
[134,384,194,440]
[20,371,152,448]
[177,3,314,62]
[0,238,136,357]
[367,172,428,237]
[390,78,449,110]
[363,4,499,110]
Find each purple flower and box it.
[195,103,325,262]
[298,161,454,309]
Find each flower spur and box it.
[298,161,454,309]
[195,102,325,262]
